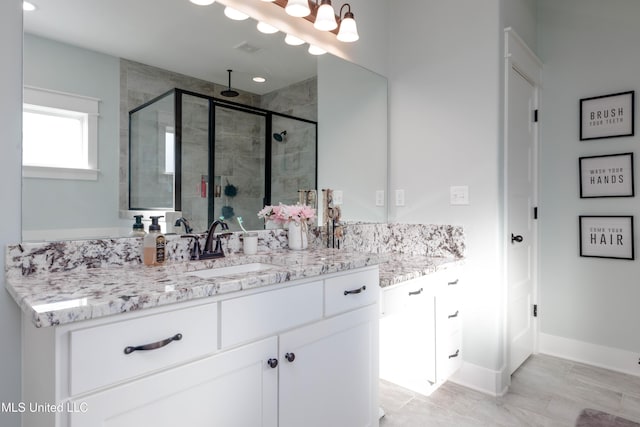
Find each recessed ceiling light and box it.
[23,1,37,11]
[189,0,215,5]
[224,6,249,21]
[257,21,278,34]
[253,77,266,83]
[308,45,327,56]
[284,34,305,46]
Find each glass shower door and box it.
[213,105,267,232]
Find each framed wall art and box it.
[579,152,634,198]
[579,215,634,260]
[580,91,634,140]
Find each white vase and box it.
[287,221,308,250]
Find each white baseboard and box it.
[448,361,508,397]
[539,333,640,378]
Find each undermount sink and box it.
[186,263,279,279]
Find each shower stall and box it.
[129,88,317,233]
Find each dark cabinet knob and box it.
[511,233,524,243]
[285,352,296,363]
[267,358,278,368]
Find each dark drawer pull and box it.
[448,349,460,359]
[408,288,423,296]
[344,285,366,296]
[267,358,278,369]
[124,333,183,355]
[448,310,459,319]
[447,279,459,286]
[285,352,296,363]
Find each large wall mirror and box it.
[21,0,387,241]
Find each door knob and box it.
[511,233,523,243]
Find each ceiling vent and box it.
[234,41,261,54]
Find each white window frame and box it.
[23,86,100,180]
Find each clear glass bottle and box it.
[130,215,146,237]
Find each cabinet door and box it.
[379,277,437,394]
[67,337,278,427]
[279,305,379,427]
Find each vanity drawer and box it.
[438,329,462,380]
[220,280,323,348]
[69,302,218,396]
[325,268,379,317]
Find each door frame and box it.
[503,27,542,382]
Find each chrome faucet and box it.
[201,219,232,259]
[174,217,193,234]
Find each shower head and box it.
[273,130,287,142]
[221,69,239,97]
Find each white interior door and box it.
[506,48,539,375]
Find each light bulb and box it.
[285,0,310,17]
[189,0,215,5]
[314,1,337,31]
[257,21,279,34]
[337,14,359,42]
[253,77,266,83]
[308,45,327,56]
[285,34,305,46]
[224,6,249,21]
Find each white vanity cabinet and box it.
[21,266,379,427]
[379,267,462,395]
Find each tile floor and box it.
[379,354,640,426]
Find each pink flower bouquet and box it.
[258,203,316,225]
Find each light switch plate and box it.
[375,190,385,207]
[395,189,405,206]
[450,186,469,205]
[333,190,343,205]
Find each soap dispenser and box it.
[130,215,146,237]
[143,216,166,266]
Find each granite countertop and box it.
[6,247,461,328]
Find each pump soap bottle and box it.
[143,216,166,266]
[130,215,146,237]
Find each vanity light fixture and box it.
[269,1,360,43]
[308,45,327,55]
[224,6,249,21]
[336,3,359,42]
[257,21,279,34]
[284,34,305,46]
[23,1,37,11]
[314,0,337,31]
[189,0,215,5]
[285,0,311,17]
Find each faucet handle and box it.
[181,234,202,260]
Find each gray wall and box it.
[387,0,505,380]
[538,0,640,352]
[0,0,22,425]
[22,33,121,238]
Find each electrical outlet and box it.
[450,185,469,205]
[375,190,385,207]
[395,189,405,206]
[333,190,343,205]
